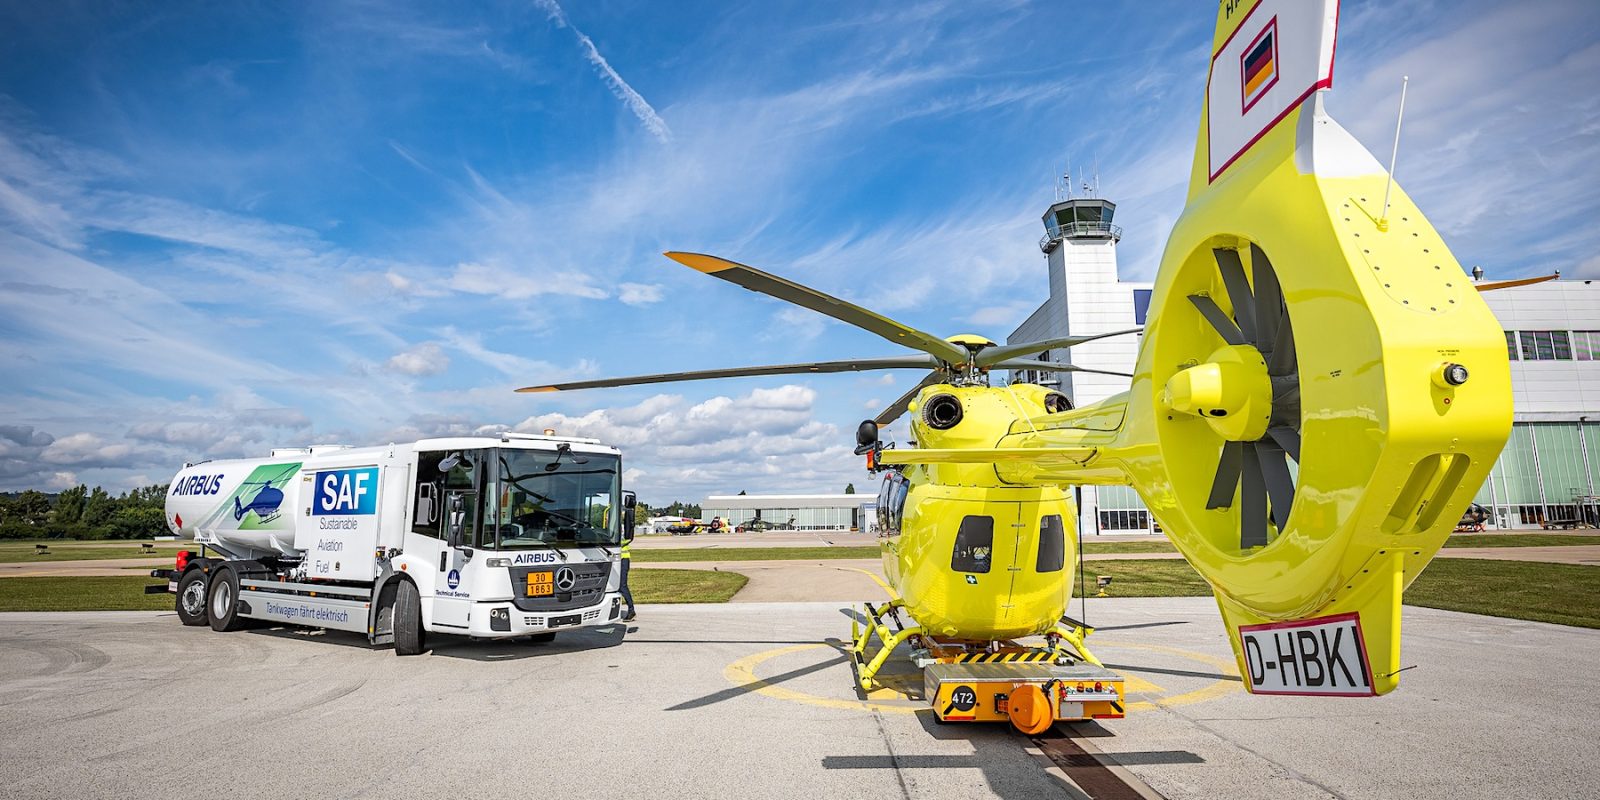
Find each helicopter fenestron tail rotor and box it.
[1165,244,1301,550]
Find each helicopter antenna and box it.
[1378,75,1409,231]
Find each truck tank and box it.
[166,451,314,558]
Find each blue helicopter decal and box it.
[234,482,286,522]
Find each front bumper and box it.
[468,592,624,637]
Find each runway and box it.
[2,599,1596,799]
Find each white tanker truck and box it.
[148,433,635,654]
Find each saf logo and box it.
[313,468,379,515]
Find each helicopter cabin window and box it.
[883,473,896,531]
[1036,515,1065,573]
[951,515,993,573]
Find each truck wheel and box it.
[175,569,209,627]
[207,567,246,632]
[394,580,426,656]
[525,632,557,644]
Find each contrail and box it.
[534,0,672,143]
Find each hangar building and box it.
[700,493,872,531]
[1006,193,1600,533]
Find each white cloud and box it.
[41,471,79,491]
[40,433,136,468]
[386,342,450,377]
[533,0,673,143]
[447,261,608,301]
[509,384,863,501]
[618,282,664,306]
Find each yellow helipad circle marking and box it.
[723,643,923,714]
[1101,641,1242,710]
[724,639,1241,714]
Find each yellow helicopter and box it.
[521,0,1512,730]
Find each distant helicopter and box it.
[522,0,1512,704]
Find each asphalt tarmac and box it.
[1,599,1595,800]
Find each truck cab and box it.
[402,437,628,641]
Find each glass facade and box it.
[702,504,860,530]
[1083,422,1595,533]
[1474,422,1598,527]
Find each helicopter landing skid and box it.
[848,601,1104,689]
[849,599,922,691]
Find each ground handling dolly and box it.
[849,600,1126,734]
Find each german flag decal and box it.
[1240,19,1279,113]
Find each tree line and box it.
[0,484,169,540]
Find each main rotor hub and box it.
[1162,344,1272,442]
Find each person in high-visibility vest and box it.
[618,536,636,621]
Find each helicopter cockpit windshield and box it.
[489,448,621,549]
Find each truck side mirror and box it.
[447,494,465,548]
[622,491,637,541]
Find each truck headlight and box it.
[486,558,512,568]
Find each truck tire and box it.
[394,580,426,656]
[207,566,246,632]
[175,568,209,627]
[524,632,557,644]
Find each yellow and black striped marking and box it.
[952,651,1058,664]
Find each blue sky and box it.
[1,0,1597,502]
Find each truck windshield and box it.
[488,448,621,549]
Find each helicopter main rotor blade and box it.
[973,328,1144,368]
[994,358,1133,378]
[874,370,947,426]
[663,252,970,365]
[517,355,937,393]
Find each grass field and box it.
[1072,559,1211,598]
[1441,533,1600,548]
[630,568,749,603]
[634,546,879,562]
[1082,540,1177,554]
[0,568,749,612]
[0,576,173,611]
[1066,557,1600,629]
[1405,558,1600,628]
[0,541,182,563]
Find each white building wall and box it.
[1482,281,1600,417]
[1007,216,1151,534]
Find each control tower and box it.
[1007,192,1153,535]
[1007,196,1149,407]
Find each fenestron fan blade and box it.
[994,358,1133,378]
[973,328,1143,368]
[1256,439,1295,532]
[1240,443,1268,549]
[517,355,937,392]
[1266,425,1302,462]
[1250,243,1281,352]
[1207,440,1245,510]
[1267,314,1297,376]
[1188,294,1246,346]
[874,370,946,426]
[1214,248,1257,342]
[663,252,969,365]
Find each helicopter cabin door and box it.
[947,500,1026,627]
